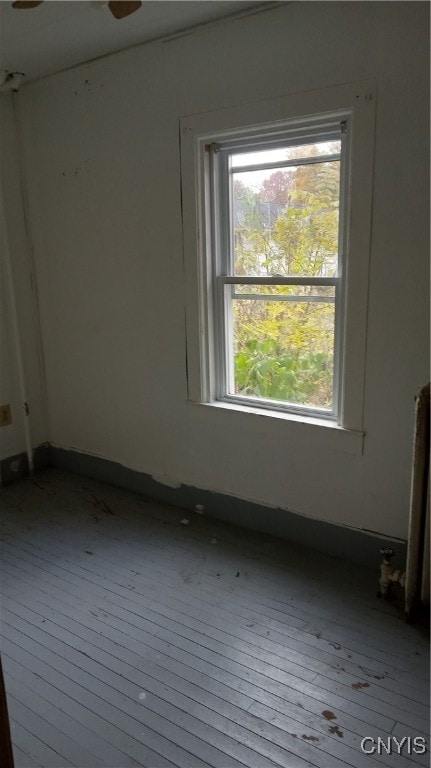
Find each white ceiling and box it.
[0,0,271,83]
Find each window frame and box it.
[180,82,375,433]
[210,122,347,420]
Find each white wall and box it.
[16,1,429,538]
[0,95,48,462]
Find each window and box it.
[208,123,346,418]
[181,83,375,432]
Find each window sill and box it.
[188,399,364,456]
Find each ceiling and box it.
[0,0,273,83]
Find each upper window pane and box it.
[232,157,341,278]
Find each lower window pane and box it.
[231,296,335,410]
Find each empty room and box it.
[0,1,429,767]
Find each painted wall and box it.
[0,95,48,464]
[15,1,429,538]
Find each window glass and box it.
[231,285,335,410]
[213,134,344,414]
[232,157,341,278]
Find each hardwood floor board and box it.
[2,570,409,768]
[2,530,427,689]
[3,588,392,768]
[0,580,404,764]
[4,657,282,768]
[9,718,73,768]
[4,528,426,704]
[6,552,425,718]
[5,516,428,696]
[1,544,319,682]
[1,470,428,768]
[5,572,426,748]
[5,544,426,728]
[1,588,258,715]
[1,555,400,733]
[3,650,329,768]
[11,743,43,768]
[1,577,321,718]
[3,582,398,768]
[1,555,322,689]
[1,602,326,768]
[6,690,106,768]
[2,613,286,768]
[2,644,169,768]
[241,621,428,687]
[4,665,141,768]
[3,507,424,662]
[312,673,429,729]
[2,480,423,660]
[2,626,216,768]
[247,702,413,768]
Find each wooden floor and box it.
[0,470,429,768]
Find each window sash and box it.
[231,294,335,303]
[213,124,344,155]
[214,126,345,276]
[228,153,341,175]
[219,276,340,285]
[218,282,340,418]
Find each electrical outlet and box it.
[0,404,12,426]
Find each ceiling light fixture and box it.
[11,1,143,20]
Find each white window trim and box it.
[180,81,375,436]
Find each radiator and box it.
[405,382,430,621]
